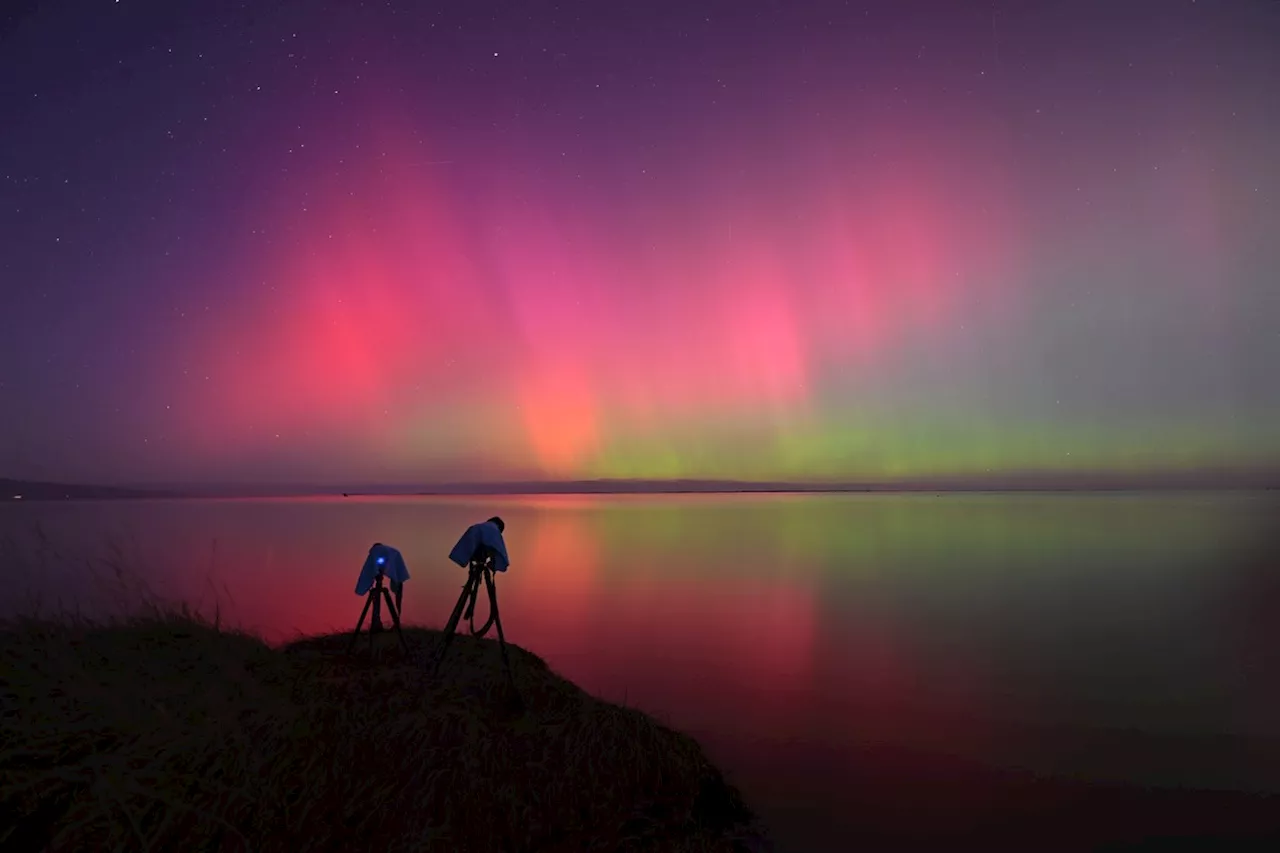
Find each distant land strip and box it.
[3,471,1278,501]
[1,479,181,501]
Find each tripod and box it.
[430,546,518,700]
[348,569,411,657]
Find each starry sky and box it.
[1,0,1277,487]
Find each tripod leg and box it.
[347,592,374,654]
[485,572,519,700]
[463,581,478,622]
[381,587,411,658]
[432,573,478,677]
[371,586,384,633]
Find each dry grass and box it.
[0,597,772,852]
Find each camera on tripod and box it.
[347,542,411,656]
[430,517,518,699]
[343,519,520,707]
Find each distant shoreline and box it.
[4,476,1277,501]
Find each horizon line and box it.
[5,473,1279,500]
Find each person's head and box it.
[487,516,505,533]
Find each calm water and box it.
[3,492,1279,849]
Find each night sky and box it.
[2,0,1277,487]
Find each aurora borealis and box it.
[1,0,1277,487]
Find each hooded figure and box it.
[448,516,510,571]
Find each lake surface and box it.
[3,492,1279,850]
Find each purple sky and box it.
[1,0,1277,487]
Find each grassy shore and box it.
[0,607,773,852]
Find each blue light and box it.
[376,556,386,566]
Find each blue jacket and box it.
[448,521,510,572]
[355,543,411,595]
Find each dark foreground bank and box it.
[0,611,772,852]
